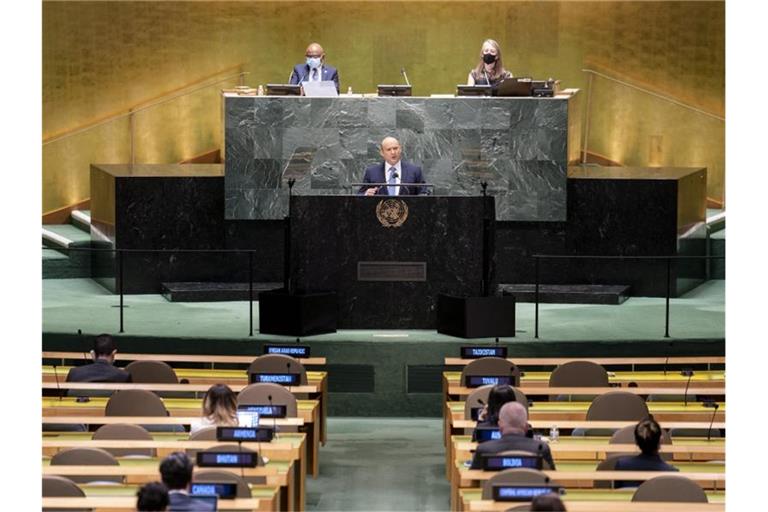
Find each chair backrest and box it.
[463,385,528,419]
[105,389,169,417]
[92,423,155,457]
[186,426,217,458]
[193,470,253,498]
[247,354,308,385]
[42,475,90,512]
[237,382,298,417]
[609,425,672,461]
[42,475,85,497]
[549,360,609,387]
[593,454,625,489]
[460,357,521,387]
[480,468,549,499]
[631,475,708,503]
[125,360,179,384]
[50,447,122,484]
[585,391,649,421]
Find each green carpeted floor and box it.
[306,418,449,511]
[42,278,725,342]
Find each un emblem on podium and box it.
[376,199,409,228]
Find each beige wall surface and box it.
[42,0,725,213]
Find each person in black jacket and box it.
[160,452,215,512]
[65,333,131,383]
[470,401,556,470]
[472,384,519,441]
[614,417,678,487]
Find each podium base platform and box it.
[258,289,338,336]
[436,294,516,339]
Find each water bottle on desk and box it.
[549,425,559,442]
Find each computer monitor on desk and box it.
[494,78,533,97]
[377,84,412,96]
[266,84,301,96]
[456,85,492,97]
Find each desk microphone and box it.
[703,401,720,441]
[401,67,410,87]
[52,364,63,401]
[268,394,279,440]
[680,369,694,406]
[662,341,673,376]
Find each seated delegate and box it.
[467,38,512,87]
[289,42,340,92]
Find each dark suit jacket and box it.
[614,453,678,488]
[289,63,339,92]
[168,491,216,512]
[359,161,427,196]
[469,432,556,470]
[65,359,131,383]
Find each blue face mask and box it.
[306,57,321,69]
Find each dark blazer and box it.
[470,432,556,470]
[65,359,131,383]
[289,63,340,92]
[614,453,678,488]
[168,491,216,512]
[359,161,427,196]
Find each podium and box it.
[289,195,495,329]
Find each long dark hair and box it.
[202,383,238,426]
[485,384,518,424]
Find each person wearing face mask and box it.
[289,42,340,92]
[467,39,512,87]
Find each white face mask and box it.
[306,57,322,69]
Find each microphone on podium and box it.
[401,68,411,87]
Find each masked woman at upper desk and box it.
[467,39,513,87]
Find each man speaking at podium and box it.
[360,137,426,196]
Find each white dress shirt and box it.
[305,65,323,82]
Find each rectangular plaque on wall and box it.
[357,262,427,282]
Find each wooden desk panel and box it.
[42,496,270,511]
[43,351,326,367]
[42,436,307,510]
[42,396,321,479]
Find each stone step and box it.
[161,282,284,302]
[42,224,91,249]
[497,284,631,305]
[709,229,725,279]
[70,209,91,232]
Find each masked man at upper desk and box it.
[289,42,340,93]
[360,136,427,196]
